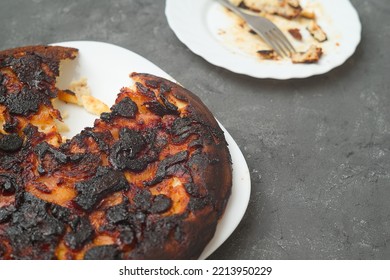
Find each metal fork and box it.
[217,0,296,58]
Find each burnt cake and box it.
[0,45,232,259]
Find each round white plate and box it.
[165,0,361,79]
[52,41,251,259]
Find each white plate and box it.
[52,41,251,259]
[165,0,361,79]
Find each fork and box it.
[217,0,296,58]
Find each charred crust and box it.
[0,134,24,152]
[150,194,172,214]
[109,128,150,172]
[144,151,188,186]
[106,201,129,224]
[64,216,94,250]
[0,174,19,195]
[5,193,65,259]
[111,97,138,118]
[135,82,155,98]
[73,166,129,211]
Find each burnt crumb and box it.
[84,245,120,260]
[144,151,188,186]
[0,133,24,152]
[64,217,94,250]
[111,97,138,118]
[257,50,279,60]
[109,128,149,172]
[249,29,257,35]
[5,193,65,259]
[73,166,129,211]
[150,194,172,214]
[288,28,302,40]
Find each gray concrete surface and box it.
[1,0,389,259]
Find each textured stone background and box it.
[1,0,389,259]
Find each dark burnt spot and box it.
[49,204,72,223]
[136,82,155,98]
[109,128,149,172]
[106,202,129,224]
[144,100,168,116]
[184,183,202,198]
[170,117,198,144]
[187,196,212,212]
[34,142,68,174]
[0,174,19,195]
[3,119,18,133]
[0,133,23,152]
[2,87,48,116]
[79,130,111,152]
[111,97,138,118]
[189,138,203,149]
[145,79,159,89]
[144,97,178,116]
[144,151,188,186]
[133,189,152,211]
[84,245,120,260]
[73,166,129,211]
[143,214,186,248]
[0,205,16,223]
[150,194,172,214]
[119,227,135,245]
[159,83,171,95]
[64,217,94,250]
[5,193,65,259]
[35,142,67,163]
[160,93,178,114]
[100,112,111,122]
